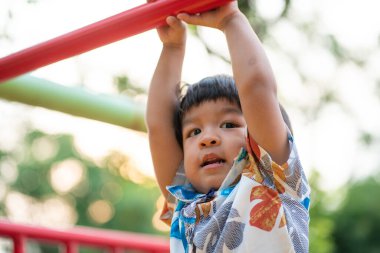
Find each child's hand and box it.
[177,1,240,31]
[157,16,186,48]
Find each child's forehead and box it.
[182,99,242,124]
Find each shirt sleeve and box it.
[245,130,310,208]
[159,161,187,225]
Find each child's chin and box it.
[193,177,224,194]
[196,185,220,194]
[204,184,221,194]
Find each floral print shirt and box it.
[160,132,310,253]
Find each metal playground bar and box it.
[0,0,232,83]
[0,220,169,253]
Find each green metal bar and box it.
[0,75,146,132]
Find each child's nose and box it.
[199,135,220,148]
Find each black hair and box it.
[173,74,293,148]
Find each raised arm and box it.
[178,2,290,164]
[146,17,186,196]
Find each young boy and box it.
[146,2,310,252]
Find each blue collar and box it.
[167,184,236,203]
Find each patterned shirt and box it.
[160,132,310,253]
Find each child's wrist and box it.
[162,43,186,56]
[220,11,244,32]
[162,42,185,50]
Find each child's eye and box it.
[189,128,201,137]
[221,122,237,128]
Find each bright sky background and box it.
[1,0,380,193]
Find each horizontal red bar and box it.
[0,220,169,252]
[0,0,232,83]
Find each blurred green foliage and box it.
[0,128,162,236]
[332,176,380,253]
[113,75,146,97]
[309,171,336,253]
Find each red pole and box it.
[0,220,169,252]
[110,247,124,253]
[65,241,78,253]
[0,0,232,83]
[13,235,25,253]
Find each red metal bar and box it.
[110,247,125,253]
[13,235,25,253]
[65,242,78,253]
[0,0,232,83]
[0,220,169,253]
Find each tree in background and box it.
[308,171,336,253]
[332,175,380,253]
[0,128,162,235]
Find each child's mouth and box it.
[201,158,225,167]
[201,154,226,168]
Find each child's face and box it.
[182,99,246,194]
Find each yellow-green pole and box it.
[0,75,146,132]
